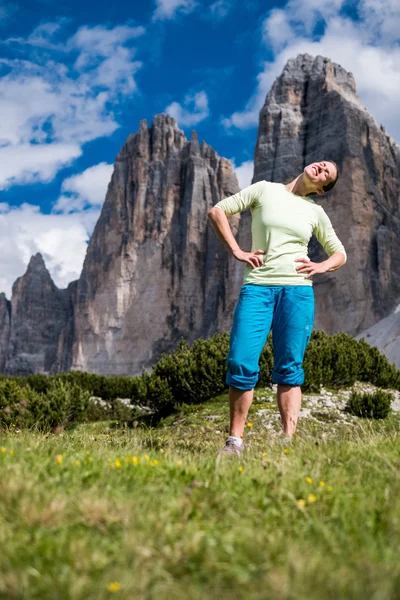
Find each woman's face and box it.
[304,161,337,191]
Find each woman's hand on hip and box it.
[232,248,266,269]
[295,258,328,278]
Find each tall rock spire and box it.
[71,114,243,375]
[253,53,400,336]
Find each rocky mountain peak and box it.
[71,113,242,375]
[119,113,187,165]
[26,253,48,275]
[5,251,74,375]
[253,52,400,340]
[279,54,357,96]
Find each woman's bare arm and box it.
[207,207,266,269]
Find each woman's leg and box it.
[271,286,314,436]
[229,387,254,438]
[277,384,302,436]
[225,285,275,439]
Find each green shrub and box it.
[345,389,393,419]
[302,330,334,392]
[301,331,400,393]
[138,371,175,414]
[27,380,91,431]
[152,334,230,405]
[357,343,400,389]
[24,373,52,394]
[0,379,33,429]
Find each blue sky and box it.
[0,0,399,297]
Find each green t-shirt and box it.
[214,180,347,287]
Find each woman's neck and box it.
[285,173,314,196]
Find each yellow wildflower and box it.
[176,460,183,467]
[327,486,333,492]
[115,459,121,469]
[74,460,80,466]
[56,455,63,465]
[305,477,313,484]
[308,494,317,503]
[262,452,268,457]
[132,457,140,465]
[247,423,253,428]
[9,450,14,456]
[151,459,159,466]
[238,466,244,473]
[86,451,90,455]
[297,499,306,508]
[284,448,291,454]
[1,447,6,453]
[144,455,150,461]
[107,582,121,592]
[319,481,326,487]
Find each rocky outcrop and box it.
[0,293,11,372]
[70,115,244,375]
[355,309,400,368]
[253,54,400,336]
[5,254,74,375]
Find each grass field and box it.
[1,382,400,600]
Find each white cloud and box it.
[165,90,209,126]
[230,159,254,189]
[0,21,144,189]
[0,143,82,190]
[222,0,400,141]
[0,203,100,298]
[358,0,400,44]
[0,161,114,298]
[54,162,113,213]
[153,0,198,20]
[262,9,294,53]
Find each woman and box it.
[207,161,347,456]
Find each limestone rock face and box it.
[253,53,400,336]
[71,115,243,375]
[0,293,11,372]
[5,254,74,375]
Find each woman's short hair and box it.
[322,160,339,193]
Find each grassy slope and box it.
[0,383,400,600]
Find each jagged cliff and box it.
[253,54,400,336]
[3,254,74,376]
[70,115,245,375]
[1,54,399,375]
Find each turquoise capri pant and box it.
[226,284,315,390]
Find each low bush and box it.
[345,389,393,419]
[152,334,230,405]
[1,328,399,429]
[0,379,91,431]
